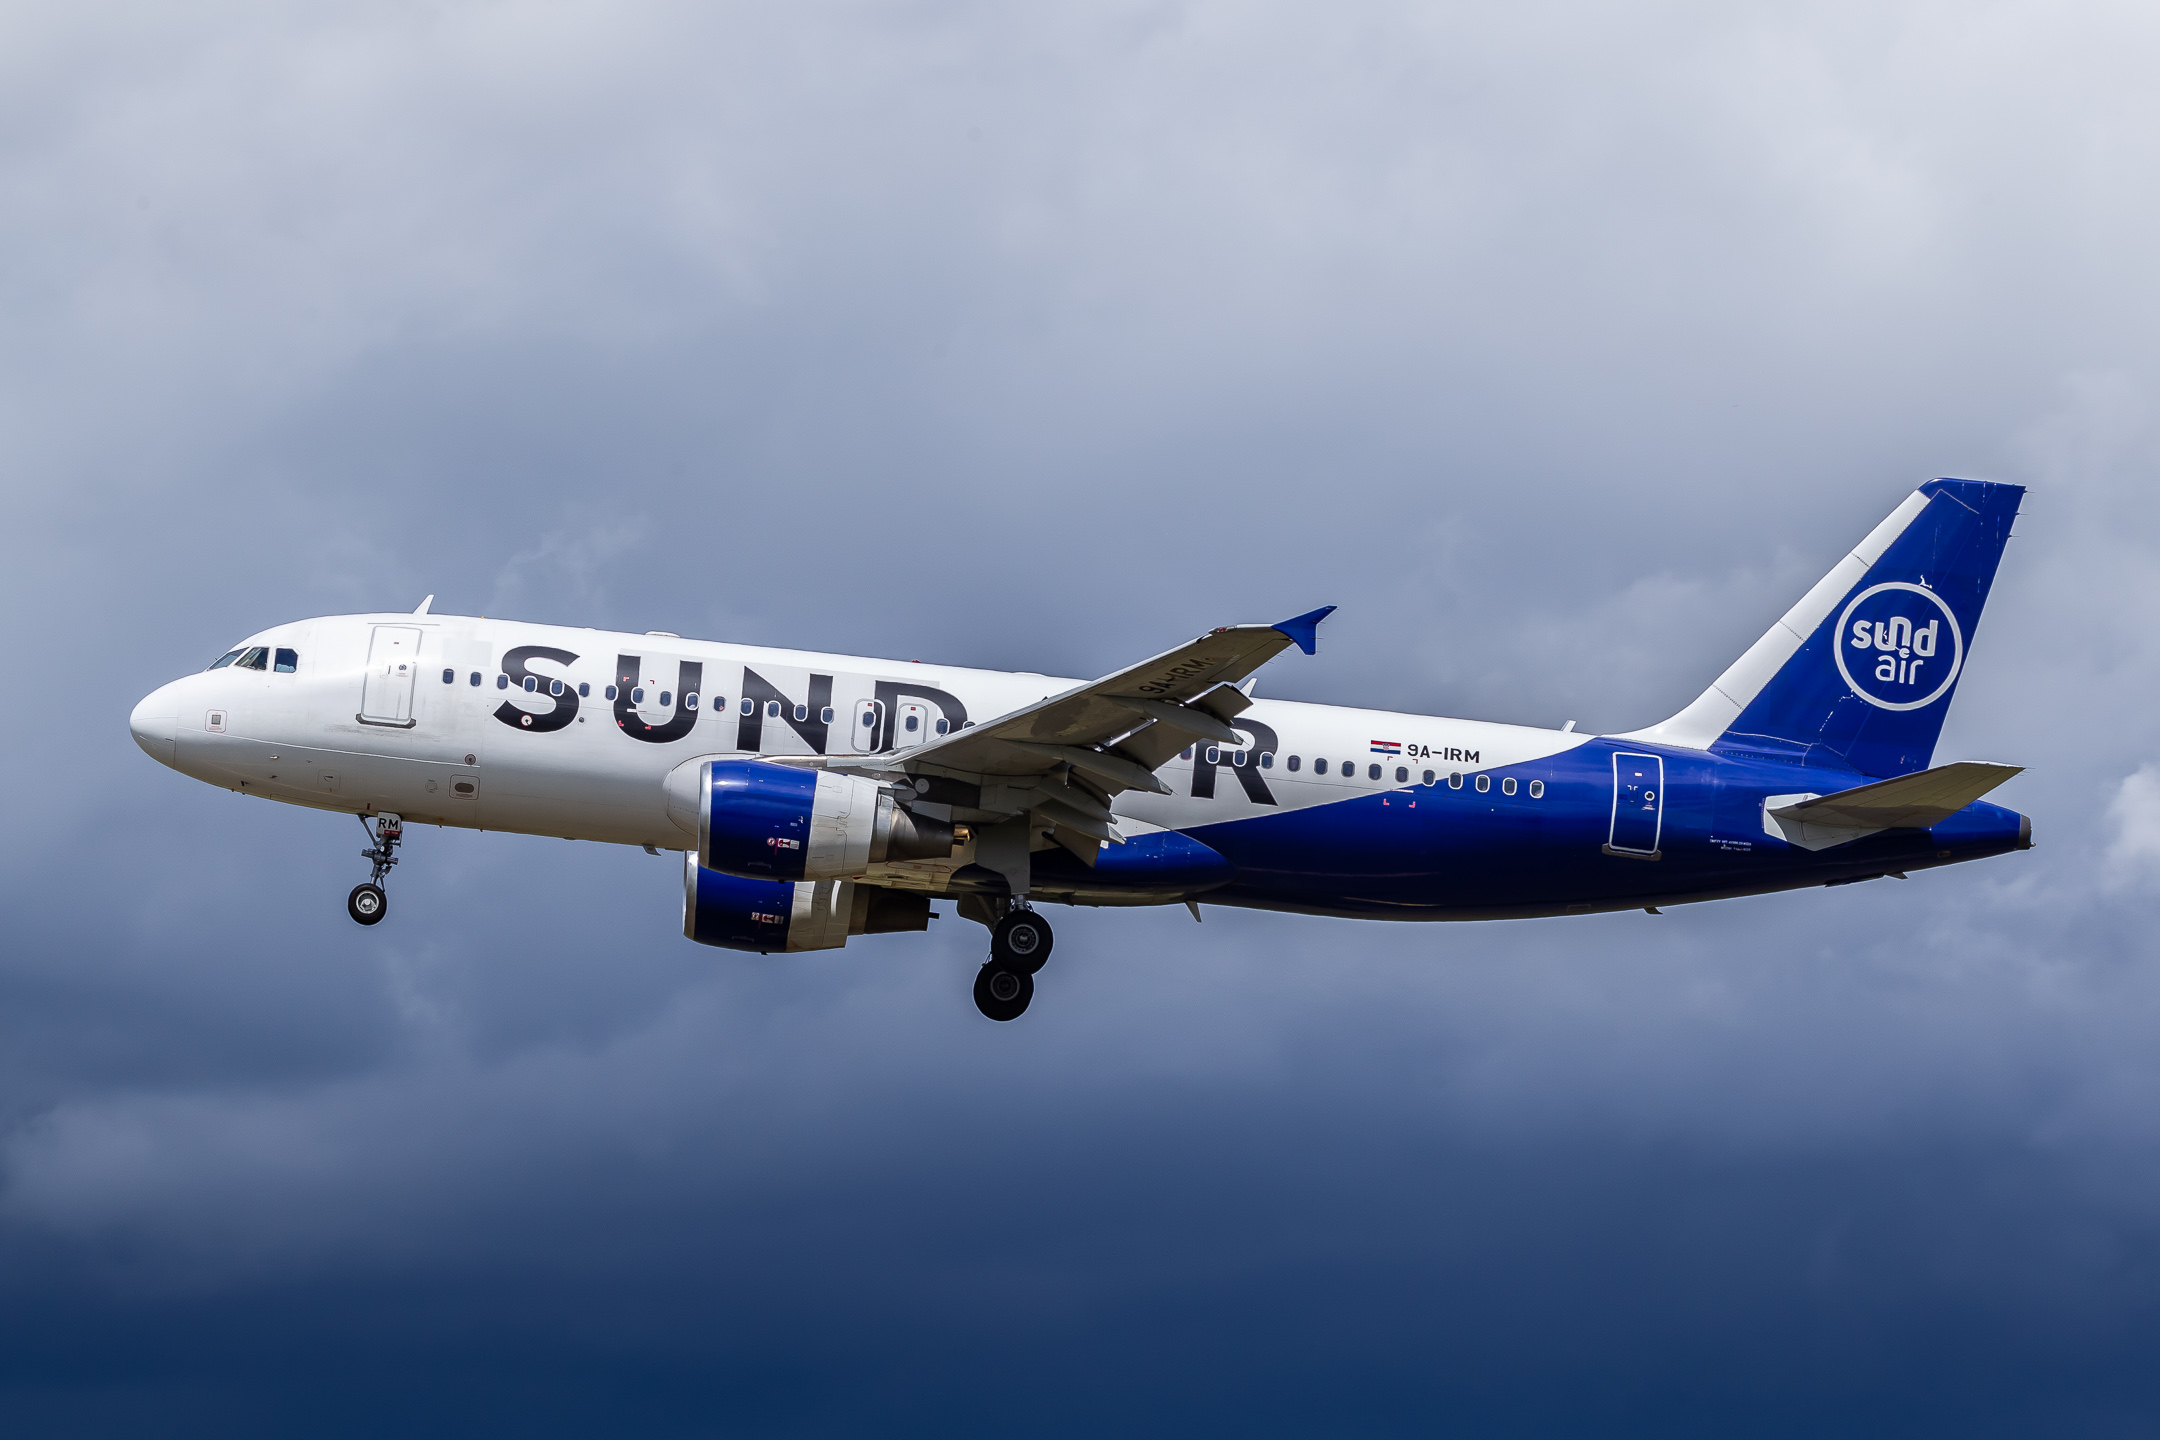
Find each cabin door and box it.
[359,626,422,728]
[1607,752,1664,857]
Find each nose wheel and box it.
[974,905,1052,1021]
[348,814,402,926]
[348,883,386,924]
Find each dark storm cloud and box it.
[6,0,2160,1432]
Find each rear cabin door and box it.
[359,625,422,728]
[1607,752,1665,857]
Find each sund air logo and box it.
[1834,582,1964,711]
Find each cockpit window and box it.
[235,647,269,671]
[274,648,298,673]
[207,649,243,670]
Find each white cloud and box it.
[2106,763,2160,888]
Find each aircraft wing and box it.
[894,606,1333,795]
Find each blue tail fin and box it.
[1623,478,2023,776]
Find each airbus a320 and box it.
[131,479,2031,1020]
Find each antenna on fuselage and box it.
[413,595,434,615]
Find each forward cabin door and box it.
[359,625,422,728]
[1607,752,1664,857]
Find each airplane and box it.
[130,478,2030,1021]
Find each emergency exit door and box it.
[850,699,884,753]
[895,702,931,747]
[359,625,422,728]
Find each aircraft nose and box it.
[130,684,180,767]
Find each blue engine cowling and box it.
[681,855,932,953]
[664,758,955,883]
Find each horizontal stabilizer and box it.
[1764,761,2021,850]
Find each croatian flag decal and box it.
[1370,740,1401,756]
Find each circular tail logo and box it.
[1834,582,1963,711]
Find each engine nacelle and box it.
[681,856,933,953]
[666,758,955,882]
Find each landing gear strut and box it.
[348,813,402,926]
[974,903,1052,1022]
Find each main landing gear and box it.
[974,905,1053,1022]
[347,813,402,926]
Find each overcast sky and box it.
[7,1,2160,1432]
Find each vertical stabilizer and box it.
[1620,479,2022,776]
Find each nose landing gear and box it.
[348,813,402,926]
[974,904,1052,1022]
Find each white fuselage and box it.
[131,612,1585,876]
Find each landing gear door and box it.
[1607,752,1664,857]
[850,699,884,753]
[895,702,930,749]
[359,625,422,729]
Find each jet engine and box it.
[664,757,957,882]
[682,857,933,953]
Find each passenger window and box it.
[935,717,949,735]
[685,692,698,710]
[578,682,589,697]
[554,679,568,697]
[793,704,807,722]
[740,698,754,716]
[523,677,538,693]
[862,710,877,727]
[470,672,482,687]
[767,701,781,718]
[633,688,645,704]
[1422,770,1435,786]
[1476,774,1490,793]
[496,674,508,689]
[1182,747,1194,761]
[1287,755,1300,772]
[1260,752,1273,769]
[1315,758,1329,775]
[1395,766,1408,783]
[659,691,671,707]
[236,647,268,671]
[1449,772,1463,789]
[1205,746,1220,765]
[442,668,455,685]
[1367,764,1381,780]
[822,707,835,724]
[1502,777,1517,796]
[1234,750,1247,767]
[207,649,243,670]
[905,714,919,732]
[605,685,617,701]
[1529,780,1545,799]
[275,649,298,673]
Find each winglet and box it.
[1273,605,1336,656]
[413,595,434,615]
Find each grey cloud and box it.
[6,0,2160,1432]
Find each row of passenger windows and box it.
[447,671,956,736]
[1180,746,1544,797]
[209,647,298,673]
